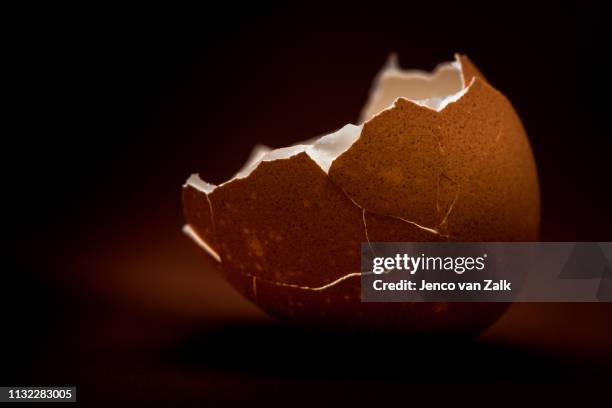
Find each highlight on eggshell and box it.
[182,53,540,334]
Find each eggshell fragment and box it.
[209,152,366,288]
[329,58,539,240]
[182,54,539,333]
[330,98,445,228]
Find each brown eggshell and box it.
[329,77,539,239]
[208,152,365,288]
[182,54,539,334]
[329,98,444,228]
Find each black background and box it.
[6,1,611,405]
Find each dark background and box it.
[6,1,611,406]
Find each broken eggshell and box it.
[182,54,540,334]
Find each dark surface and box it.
[6,1,611,406]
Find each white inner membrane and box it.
[359,55,466,122]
